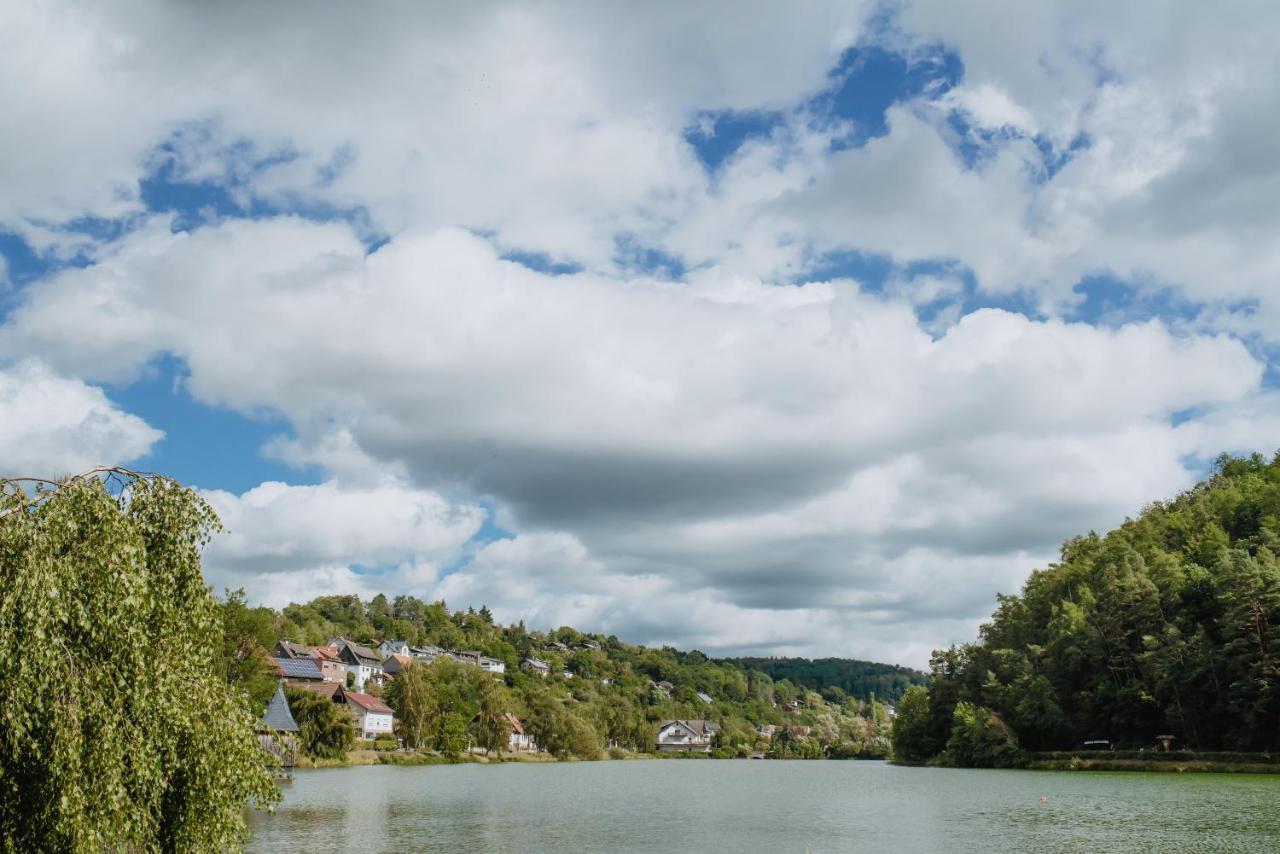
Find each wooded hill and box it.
[723,657,926,704]
[218,593,899,759]
[893,452,1280,766]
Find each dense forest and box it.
[724,657,926,704]
[894,452,1280,766]
[218,593,895,760]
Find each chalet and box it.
[522,657,550,677]
[341,690,394,739]
[456,650,506,674]
[332,638,384,690]
[505,712,537,752]
[697,691,713,705]
[272,656,324,684]
[656,719,718,753]
[258,683,299,771]
[547,641,570,653]
[382,653,413,676]
[379,639,410,659]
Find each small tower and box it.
[258,682,300,773]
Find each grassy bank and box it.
[1022,750,1280,774]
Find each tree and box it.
[890,685,937,764]
[285,687,355,759]
[386,662,439,749]
[946,702,1022,768]
[0,469,278,851]
[216,588,278,712]
[473,678,511,757]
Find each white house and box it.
[505,713,537,752]
[343,690,394,739]
[656,719,718,753]
[379,639,409,659]
[522,657,550,677]
[333,638,385,690]
[456,650,506,674]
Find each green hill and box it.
[893,452,1280,765]
[721,657,926,704]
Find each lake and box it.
[246,760,1280,853]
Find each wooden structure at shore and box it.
[258,682,300,776]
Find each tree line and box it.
[894,452,1280,766]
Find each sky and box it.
[2,1,1279,668]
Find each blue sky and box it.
[1,1,1278,666]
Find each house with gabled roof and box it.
[308,645,348,682]
[505,712,536,752]
[656,719,718,753]
[340,689,394,739]
[332,638,385,690]
[522,657,550,677]
[455,650,506,674]
[382,653,413,676]
[379,639,409,659]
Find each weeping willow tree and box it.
[0,468,278,852]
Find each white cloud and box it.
[0,360,162,477]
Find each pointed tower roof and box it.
[260,683,299,732]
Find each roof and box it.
[303,681,342,699]
[273,657,325,680]
[310,645,342,662]
[260,683,299,732]
[338,640,382,667]
[276,640,312,659]
[503,712,525,734]
[697,692,713,703]
[523,657,549,668]
[343,691,393,714]
[658,719,717,737]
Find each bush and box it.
[946,702,1023,768]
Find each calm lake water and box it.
[247,760,1280,853]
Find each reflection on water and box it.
[247,760,1280,853]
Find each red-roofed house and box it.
[505,712,537,753]
[341,690,394,739]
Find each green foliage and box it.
[285,687,355,760]
[917,451,1280,761]
[945,702,1022,768]
[890,685,937,764]
[726,657,927,704]
[216,588,279,712]
[0,470,277,852]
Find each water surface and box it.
[247,760,1280,853]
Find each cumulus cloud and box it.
[199,477,486,606]
[0,360,162,477]
[3,1,1279,666]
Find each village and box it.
[261,635,730,758]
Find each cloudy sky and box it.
[3,1,1278,667]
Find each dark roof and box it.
[273,657,324,680]
[260,683,299,732]
[275,640,313,660]
[336,640,382,667]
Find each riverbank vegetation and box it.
[219,594,906,763]
[893,452,1280,769]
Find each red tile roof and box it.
[344,691,393,714]
[503,712,524,734]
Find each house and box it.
[562,669,574,679]
[455,650,506,674]
[579,639,601,651]
[379,639,410,659]
[332,638,385,690]
[505,713,537,752]
[308,645,348,682]
[547,641,570,653]
[382,653,414,676]
[301,681,342,700]
[410,645,447,662]
[340,689,395,739]
[522,657,550,677]
[786,725,812,737]
[275,639,313,660]
[656,719,718,753]
[257,683,299,770]
[272,656,325,684]
[697,691,713,704]
[756,724,777,740]
[652,680,674,695]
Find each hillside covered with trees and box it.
[219,593,898,760]
[724,657,926,704]
[894,453,1280,766]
